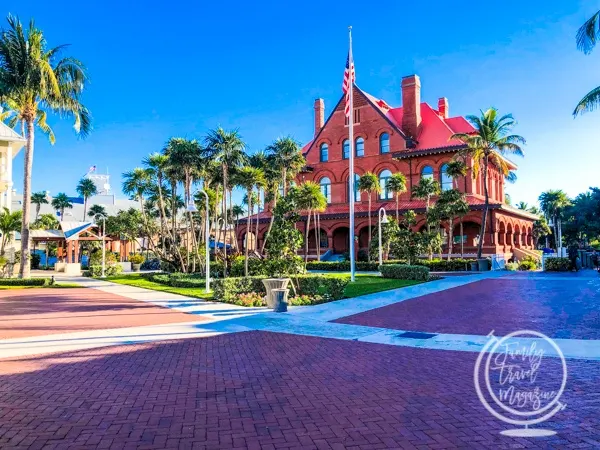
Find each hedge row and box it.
[0,278,49,286]
[306,258,476,272]
[211,275,349,304]
[378,264,430,281]
[544,257,571,272]
[146,272,206,288]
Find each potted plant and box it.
[129,254,145,272]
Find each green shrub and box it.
[229,256,269,277]
[505,262,519,271]
[211,274,350,304]
[379,264,430,281]
[31,253,41,270]
[544,257,571,272]
[518,260,537,271]
[128,254,145,265]
[89,264,123,277]
[413,258,476,272]
[0,255,7,268]
[89,250,117,266]
[0,278,48,286]
[306,258,475,272]
[147,272,206,288]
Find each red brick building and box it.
[239,75,537,260]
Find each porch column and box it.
[74,240,80,263]
[327,235,334,251]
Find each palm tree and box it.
[0,16,91,278]
[436,189,469,260]
[357,172,380,261]
[296,181,326,263]
[31,191,48,221]
[0,207,22,255]
[267,136,305,196]
[76,178,97,220]
[236,166,266,276]
[451,108,525,258]
[88,204,107,221]
[574,9,600,115]
[412,177,441,260]
[232,204,245,248]
[143,152,171,250]
[51,193,72,219]
[387,173,407,219]
[122,168,150,217]
[539,190,571,249]
[204,128,247,275]
[445,160,467,191]
[516,201,529,211]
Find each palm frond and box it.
[573,86,600,116]
[576,10,600,54]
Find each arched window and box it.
[348,173,361,202]
[320,177,332,204]
[440,164,452,191]
[379,132,390,154]
[342,139,350,160]
[421,165,434,180]
[319,143,328,162]
[355,137,364,157]
[379,170,393,200]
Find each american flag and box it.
[342,52,355,118]
[88,165,96,173]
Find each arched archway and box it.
[241,231,257,251]
[307,228,328,252]
[332,227,350,254]
[498,221,506,251]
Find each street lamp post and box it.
[378,207,389,267]
[187,190,211,293]
[98,214,107,278]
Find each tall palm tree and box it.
[539,190,571,249]
[122,168,150,217]
[436,189,469,260]
[260,153,285,253]
[88,204,107,221]
[236,166,265,276]
[31,191,48,221]
[76,177,97,220]
[51,193,72,220]
[387,173,407,219]
[451,108,525,258]
[412,177,441,260]
[204,128,247,275]
[295,181,326,263]
[357,172,380,261]
[0,207,21,255]
[267,136,305,197]
[574,9,600,115]
[0,16,91,278]
[143,152,171,251]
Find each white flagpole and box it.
[348,27,356,282]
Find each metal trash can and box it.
[477,258,490,271]
[272,288,289,312]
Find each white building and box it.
[0,122,26,211]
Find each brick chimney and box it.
[438,97,449,118]
[401,75,422,139]
[314,98,324,137]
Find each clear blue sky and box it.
[8,1,600,208]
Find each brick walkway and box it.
[335,278,600,339]
[0,289,201,339]
[0,331,597,449]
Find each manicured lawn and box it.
[340,274,423,298]
[105,274,213,300]
[104,273,422,301]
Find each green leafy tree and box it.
[76,177,98,220]
[574,9,600,115]
[0,15,91,278]
[357,172,380,260]
[539,190,571,249]
[451,108,525,258]
[264,195,304,277]
[51,193,72,219]
[391,210,426,265]
[387,172,407,219]
[0,207,22,254]
[31,191,48,221]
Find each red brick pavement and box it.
[0,288,201,339]
[335,279,600,339]
[0,331,597,449]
